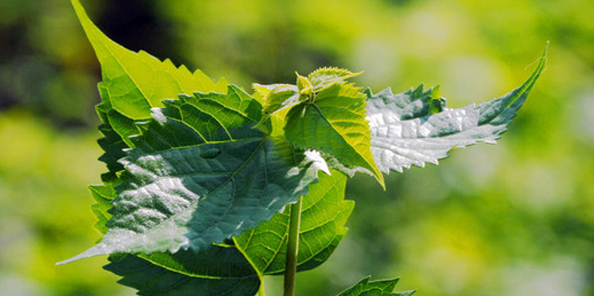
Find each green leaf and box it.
[234,169,353,276]
[59,88,325,264]
[100,167,347,296]
[337,276,415,296]
[366,51,546,173]
[72,0,227,120]
[308,67,363,92]
[89,185,116,234]
[260,84,301,116]
[285,82,385,187]
[104,254,260,296]
[72,0,227,178]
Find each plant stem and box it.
[259,277,266,296]
[283,196,303,296]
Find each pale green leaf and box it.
[59,88,325,264]
[72,0,227,179]
[234,169,353,276]
[337,276,415,296]
[366,52,546,173]
[285,82,384,187]
[261,84,301,116]
[308,67,362,92]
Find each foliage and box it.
[56,0,547,295]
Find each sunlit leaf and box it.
[285,81,384,187]
[366,52,546,173]
[59,88,324,264]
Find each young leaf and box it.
[337,276,415,296]
[308,67,363,92]
[260,84,301,116]
[366,52,546,173]
[59,89,325,264]
[285,82,385,187]
[234,169,354,276]
[105,254,260,296]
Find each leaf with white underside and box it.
[366,52,546,173]
[337,276,415,296]
[59,87,324,264]
[285,82,385,187]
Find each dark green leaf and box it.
[59,88,325,264]
[105,254,260,296]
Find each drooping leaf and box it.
[337,276,415,296]
[234,169,353,276]
[285,82,384,187]
[366,52,546,173]
[59,88,325,264]
[105,254,260,296]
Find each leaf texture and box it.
[337,276,415,296]
[285,82,384,187]
[59,88,324,264]
[105,254,260,296]
[72,0,227,180]
[366,52,546,173]
[102,169,351,296]
[234,169,353,276]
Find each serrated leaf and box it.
[234,169,353,276]
[89,185,116,234]
[308,67,362,91]
[285,82,385,187]
[337,276,415,296]
[72,0,227,178]
[366,52,546,173]
[72,0,227,120]
[100,166,347,296]
[104,254,260,296]
[59,88,325,264]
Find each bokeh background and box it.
[1,0,593,295]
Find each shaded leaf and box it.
[105,254,260,296]
[366,52,546,173]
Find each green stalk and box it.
[283,196,303,296]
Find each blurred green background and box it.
[1,0,593,295]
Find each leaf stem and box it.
[283,196,303,296]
